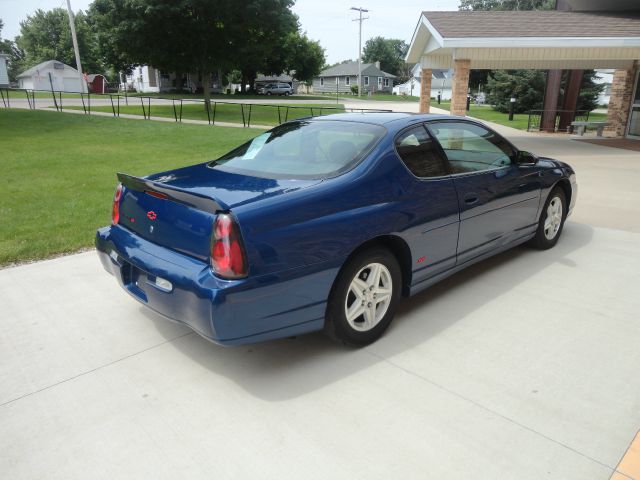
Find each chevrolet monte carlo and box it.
[96,113,577,346]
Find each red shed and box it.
[87,74,108,94]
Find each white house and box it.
[17,60,85,92]
[393,64,453,100]
[122,66,227,94]
[0,54,9,87]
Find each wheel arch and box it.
[333,235,413,298]
[553,178,572,212]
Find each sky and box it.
[0,0,462,64]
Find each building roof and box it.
[87,74,107,82]
[17,60,79,78]
[406,10,640,69]
[423,10,640,38]
[318,62,396,79]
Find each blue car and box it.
[96,113,577,346]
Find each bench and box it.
[571,121,609,137]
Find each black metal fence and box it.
[0,88,392,128]
[527,110,591,132]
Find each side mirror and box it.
[517,151,538,165]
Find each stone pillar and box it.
[419,68,432,113]
[450,59,470,117]
[605,64,637,137]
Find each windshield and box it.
[208,120,386,179]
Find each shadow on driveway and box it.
[142,221,594,401]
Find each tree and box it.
[231,0,299,92]
[362,37,408,79]
[577,70,605,112]
[91,0,239,107]
[1,19,26,82]
[486,69,546,113]
[285,32,325,84]
[459,0,554,10]
[15,8,103,74]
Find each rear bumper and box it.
[96,225,338,345]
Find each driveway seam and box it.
[366,349,617,474]
[0,331,194,408]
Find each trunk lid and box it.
[117,163,318,261]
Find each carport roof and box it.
[406,10,640,69]
[423,11,640,38]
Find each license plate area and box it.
[120,260,148,302]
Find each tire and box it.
[266,92,272,96]
[325,248,402,346]
[531,187,567,250]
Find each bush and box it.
[350,85,359,95]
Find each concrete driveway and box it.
[1,120,640,479]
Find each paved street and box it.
[1,112,640,479]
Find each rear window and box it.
[208,120,386,179]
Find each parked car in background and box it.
[258,82,293,95]
[97,113,577,347]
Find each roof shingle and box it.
[423,11,640,38]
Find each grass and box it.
[16,90,329,101]
[0,109,261,266]
[62,102,345,126]
[435,102,608,131]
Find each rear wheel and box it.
[325,248,401,346]
[531,187,566,250]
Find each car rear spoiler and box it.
[117,172,226,214]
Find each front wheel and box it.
[531,187,566,250]
[325,248,401,346]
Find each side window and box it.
[395,126,449,178]
[428,122,515,173]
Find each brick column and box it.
[605,64,637,137]
[419,68,432,113]
[451,59,470,117]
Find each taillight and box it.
[211,213,248,279]
[111,183,123,225]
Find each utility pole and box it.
[350,7,369,99]
[65,0,86,93]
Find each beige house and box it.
[406,4,640,138]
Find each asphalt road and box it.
[1,114,639,479]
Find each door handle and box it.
[464,194,479,205]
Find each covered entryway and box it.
[406,10,640,138]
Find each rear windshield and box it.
[208,120,386,179]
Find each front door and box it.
[427,120,541,265]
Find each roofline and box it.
[406,12,640,63]
[443,37,640,48]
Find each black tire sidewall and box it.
[326,248,402,346]
[533,187,567,250]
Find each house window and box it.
[320,78,324,86]
[345,76,350,86]
[384,78,389,87]
[378,77,382,87]
[364,76,369,86]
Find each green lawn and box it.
[15,90,329,101]
[62,102,345,126]
[436,102,607,131]
[0,109,261,266]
